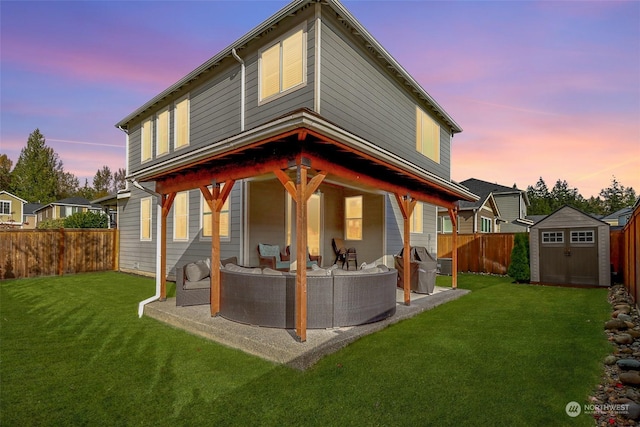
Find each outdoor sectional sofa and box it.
[175,261,397,329]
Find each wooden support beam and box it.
[296,164,308,342]
[395,193,416,306]
[448,206,459,289]
[160,192,176,300]
[200,180,235,316]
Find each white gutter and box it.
[231,49,245,132]
[130,180,164,318]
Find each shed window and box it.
[571,230,594,243]
[542,231,563,244]
[416,107,440,163]
[0,201,10,215]
[259,27,305,101]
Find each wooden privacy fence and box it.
[0,229,118,280]
[437,233,517,275]
[620,203,640,304]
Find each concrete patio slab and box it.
[143,286,470,370]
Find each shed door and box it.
[539,228,598,285]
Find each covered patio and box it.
[144,285,470,370]
[132,109,477,342]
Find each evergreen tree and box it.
[0,154,12,191]
[508,233,530,283]
[11,129,64,203]
[93,165,113,198]
[112,168,127,193]
[600,176,637,215]
[527,177,552,215]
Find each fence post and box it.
[57,228,65,276]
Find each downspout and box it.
[130,179,163,318]
[231,48,245,132]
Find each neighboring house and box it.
[33,197,103,223]
[92,193,119,228]
[437,186,502,234]
[602,207,634,227]
[114,0,476,313]
[0,191,27,229]
[458,178,532,232]
[22,203,43,229]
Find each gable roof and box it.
[115,0,462,134]
[531,204,609,229]
[23,203,43,215]
[460,178,530,205]
[0,191,28,204]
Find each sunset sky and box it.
[1,0,638,198]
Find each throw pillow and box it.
[259,243,281,262]
[185,262,210,282]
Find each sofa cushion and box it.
[183,278,210,290]
[224,263,262,274]
[262,268,284,276]
[259,243,281,262]
[185,261,210,282]
[333,267,382,276]
[307,267,332,276]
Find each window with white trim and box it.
[174,96,189,150]
[0,200,11,215]
[571,230,595,243]
[416,107,440,163]
[156,107,169,156]
[345,195,362,240]
[480,217,492,233]
[410,202,423,233]
[173,191,189,241]
[140,197,152,241]
[201,185,230,239]
[259,27,305,102]
[141,117,153,162]
[542,231,563,244]
[439,215,453,234]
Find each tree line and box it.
[526,177,636,217]
[0,129,125,204]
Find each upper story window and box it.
[173,191,189,241]
[259,26,306,102]
[140,197,152,241]
[141,117,153,163]
[0,200,11,215]
[416,107,440,163]
[410,202,423,233]
[156,107,169,156]
[201,185,230,240]
[345,195,362,240]
[174,96,190,150]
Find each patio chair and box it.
[257,243,290,271]
[332,237,357,270]
[285,246,322,268]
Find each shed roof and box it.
[531,204,609,229]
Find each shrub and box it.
[37,219,65,229]
[508,233,530,283]
[63,211,109,229]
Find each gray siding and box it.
[320,15,451,180]
[385,196,438,263]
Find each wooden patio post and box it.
[200,181,235,317]
[448,206,459,289]
[296,164,308,342]
[395,193,416,306]
[160,193,176,300]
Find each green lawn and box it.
[1,272,611,426]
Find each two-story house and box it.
[457,178,532,232]
[115,0,476,339]
[437,186,502,234]
[0,191,27,229]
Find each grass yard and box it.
[1,272,611,426]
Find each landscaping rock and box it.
[606,319,629,330]
[620,314,634,322]
[618,359,640,370]
[628,402,640,420]
[617,334,635,345]
[620,372,640,386]
[605,355,619,365]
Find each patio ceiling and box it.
[131,109,477,209]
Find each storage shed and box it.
[530,205,610,287]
